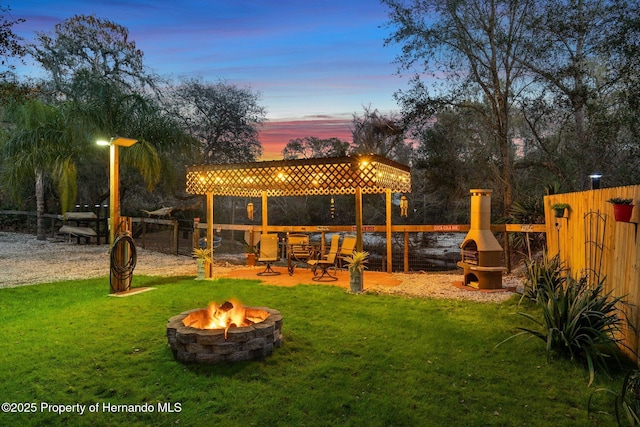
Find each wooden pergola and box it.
[186,154,411,276]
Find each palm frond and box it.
[52,156,78,214]
[122,138,161,190]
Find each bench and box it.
[62,211,105,245]
[58,225,97,244]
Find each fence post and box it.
[404,231,409,273]
[140,218,146,249]
[192,218,200,249]
[173,219,179,255]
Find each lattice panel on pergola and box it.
[186,155,411,197]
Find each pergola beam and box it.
[186,154,411,197]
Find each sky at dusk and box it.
[7,0,411,160]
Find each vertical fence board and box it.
[546,185,640,361]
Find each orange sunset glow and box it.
[258,116,353,160]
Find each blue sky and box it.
[8,0,410,159]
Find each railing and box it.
[191,222,546,273]
[0,210,546,273]
[0,210,65,236]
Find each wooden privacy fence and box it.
[545,184,640,362]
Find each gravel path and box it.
[0,232,521,302]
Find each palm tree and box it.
[69,77,165,195]
[1,93,164,241]
[1,99,81,240]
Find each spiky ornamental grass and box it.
[520,251,566,304]
[512,276,627,386]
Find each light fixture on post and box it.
[589,173,602,190]
[97,136,138,293]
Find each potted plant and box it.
[244,243,257,266]
[192,247,212,280]
[607,197,634,222]
[551,203,570,218]
[344,250,369,293]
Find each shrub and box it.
[510,276,626,386]
[589,369,640,425]
[622,370,640,425]
[192,247,212,263]
[607,198,633,205]
[520,251,566,304]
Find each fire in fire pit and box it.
[166,300,282,364]
[182,299,260,338]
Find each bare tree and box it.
[31,14,154,96]
[282,136,349,159]
[383,0,534,216]
[350,106,410,163]
[0,4,25,79]
[166,77,265,164]
[515,0,640,188]
[0,4,29,101]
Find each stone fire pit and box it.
[166,306,283,364]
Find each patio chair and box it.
[308,234,340,281]
[337,234,357,269]
[287,233,313,275]
[257,233,281,276]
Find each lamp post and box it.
[97,136,138,246]
[589,173,602,190]
[97,136,138,293]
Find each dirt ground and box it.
[0,232,522,302]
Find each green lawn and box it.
[0,275,626,426]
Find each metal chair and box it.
[257,234,281,276]
[287,233,313,275]
[337,234,357,269]
[309,234,340,281]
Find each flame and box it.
[182,299,253,339]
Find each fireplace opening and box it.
[461,241,478,265]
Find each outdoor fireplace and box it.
[166,300,282,364]
[457,189,506,289]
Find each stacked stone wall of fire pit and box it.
[166,307,283,364]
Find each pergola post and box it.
[386,188,392,273]
[355,187,363,252]
[206,192,214,278]
[261,190,268,235]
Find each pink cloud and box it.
[259,116,353,160]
